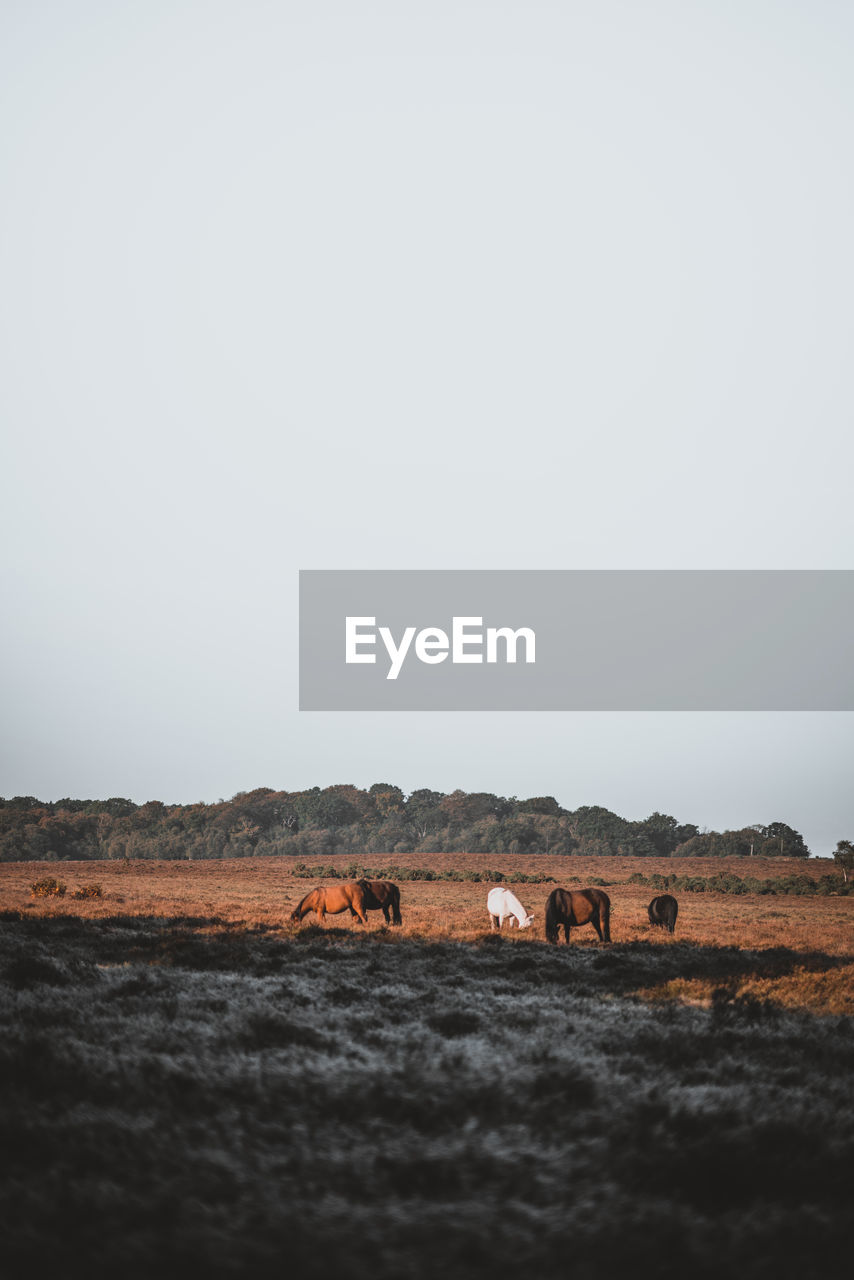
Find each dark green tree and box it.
[517,796,563,817]
[762,822,810,858]
[635,812,699,856]
[405,789,446,838]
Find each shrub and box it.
[30,877,66,898]
[71,884,103,900]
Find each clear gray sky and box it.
[2,2,852,855]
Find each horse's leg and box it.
[382,905,391,924]
[591,913,604,943]
[563,923,570,944]
[490,914,499,931]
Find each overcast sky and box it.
[2,2,852,855]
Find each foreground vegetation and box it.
[1,906,851,1280]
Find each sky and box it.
[2,1,853,856]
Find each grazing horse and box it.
[358,879,403,925]
[290,882,370,925]
[648,893,678,934]
[545,887,611,944]
[487,886,534,931]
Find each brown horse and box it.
[358,879,402,925]
[545,887,611,944]
[290,882,369,925]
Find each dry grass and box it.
[2,853,850,1019]
[1,853,850,978]
[634,962,854,1017]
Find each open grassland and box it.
[1,854,851,1015]
[1,855,852,1278]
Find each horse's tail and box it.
[545,891,559,944]
[598,891,611,943]
[390,883,402,926]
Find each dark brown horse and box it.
[290,882,369,925]
[648,893,678,933]
[545,887,611,944]
[358,879,402,925]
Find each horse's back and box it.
[487,886,511,914]
[360,879,396,906]
[649,893,678,930]
[322,882,365,912]
[546,886,610,940]
[550,887,606,921]
[356,878,402,924]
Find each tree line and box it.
[0,785,824,863]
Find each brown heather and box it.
[3,851,851,968]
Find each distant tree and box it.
[368,783,406,817]
[323,785,377,824]
[0,790,820,865]
[833,839,854,882]
[675,828,762,858]
[762,822,810,859]
[405,789,446,838]
[567,805,633,853]
[292,788,358,830]
[439,791,510,825]
[635,812,699,856]
[500,819,540,852]
[517,796,563,817]
[94,798,137,818]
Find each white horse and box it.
[487,886,535,931]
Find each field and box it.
[1,854,852,1279]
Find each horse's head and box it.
[520,912,535,929]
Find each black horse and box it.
[358,879,402,926]
[648,894,678,934]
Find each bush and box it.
[71,884,103,900]
[30,877,66,898]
